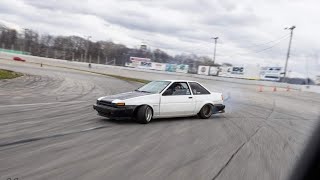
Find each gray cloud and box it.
[0,0,319,77]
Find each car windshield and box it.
[136,81,171,93]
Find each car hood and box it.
[98,91,153,102]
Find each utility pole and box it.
[211,37,219,64]
[283,26,296,81]
[84,35,91,62]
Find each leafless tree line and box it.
[0,25,227,70]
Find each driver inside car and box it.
[173,83,188,95]
[174,84,183,91]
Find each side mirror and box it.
[163,89,173,96]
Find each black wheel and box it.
[198,104,213,119]
[136,105,153,124]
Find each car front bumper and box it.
[93,104,135,119]
[213,104,225,114]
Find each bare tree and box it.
[0,24,213,67]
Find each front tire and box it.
[198,104,213,119]
[136,105,153,124]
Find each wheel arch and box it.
[197,102,214,113]
[133,104,154,117]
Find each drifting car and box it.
[93,80,225,123]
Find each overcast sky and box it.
[0,0,319,78]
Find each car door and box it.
[160,82,195,117]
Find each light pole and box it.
[84,35,91,62]
[211,37,219,64]
[283,26,296,81]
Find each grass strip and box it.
[0,69,23,79]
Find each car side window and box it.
[189,82,210,95]
[163,82,191,96]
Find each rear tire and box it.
[136,105,153,124]
[198,104,213,119]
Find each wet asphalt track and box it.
[0,60,319,180]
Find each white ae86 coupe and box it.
[93,80,225,123]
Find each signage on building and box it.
[165,64,177,72]
[231,66,244,74]
[260,67,282,81]
[209,66,219,76]
[176,64,189,73]
[138,61,152,69]
[151,63,166,71]
[197,66,210,75]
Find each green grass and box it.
[0,69,23,79]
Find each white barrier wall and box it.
[165,64,177,72]
[130,57,151,62]
[219,66,232,77]
[1,52,319,94]
[243,65,260,80]
[125,60,141,68]
[220,65,260,79]
[260,67,282,81]
[151,62,166,71]
[176,64,189,73]
[209,66,219,76]
[138,61,152,69]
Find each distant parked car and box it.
[13,57,26,62]
[93,80,225,124]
